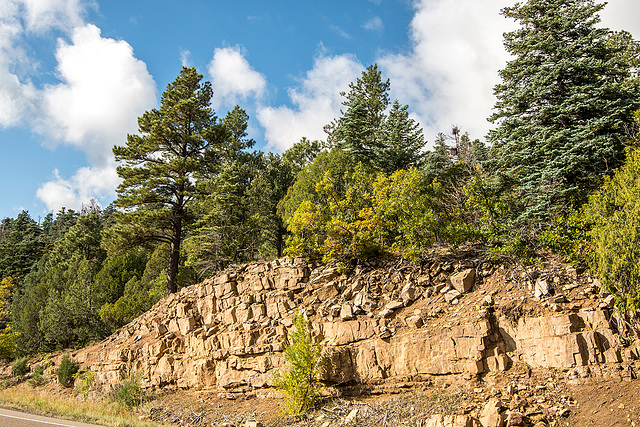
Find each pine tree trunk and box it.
[166,216,182,295]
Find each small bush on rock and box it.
[274,313,325,415]
[74,370,95,395]
[113,371,145,409]
[0,326,18,360]
[28,365,45,388]
[11,356,28,378]
[57,354,79,388]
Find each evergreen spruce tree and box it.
[488,0,640,220]
[325,64,427,173]
[325,64,390,167]
[0,211,43,283]
[109,67,217,294]
[378,99,426,172]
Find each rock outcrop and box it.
[73,253,640,399]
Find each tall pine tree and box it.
[488,0,640,221]
[109,67,217,294]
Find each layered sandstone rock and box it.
[73,255,640,396]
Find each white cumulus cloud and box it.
[378,0,517,144]
[41,24,156,165]
[208,46,267,108]
[36,163,120,212]
[35,23,156,210]
[0,0,90,128]
[257,53,363,152]
[19,0,88,33]
[376,0,640,145]
[0,0,155,212]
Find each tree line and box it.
[1,0,640,357]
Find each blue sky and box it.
[1,0,639,220]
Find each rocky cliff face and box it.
[74,252,639,398]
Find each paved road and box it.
[0,408,101,427]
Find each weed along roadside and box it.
[0,352,164,427]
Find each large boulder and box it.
[449,269,475,293]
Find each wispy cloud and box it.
[16,0,89,33]
[180,49,191,67]
[329,24,351,39]
[362,16,384,32]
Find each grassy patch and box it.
[0,384,167,427]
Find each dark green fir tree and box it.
[488,0,640,221]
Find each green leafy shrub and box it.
[284,163,379,264]
[74,370,95,395]
[113,371,145,409]
[273,313,325,415]
[285,165,473,264]
[57,354,80,388]
[583,145,640,311]
[0,326,18,360]
[27,365,45,388]
[11,356,28,378]
[538,205,591,262]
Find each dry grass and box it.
[0,383,168,427]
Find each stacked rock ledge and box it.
[71,255,640,400]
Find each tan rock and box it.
[214,281,238,299]
[340,303,355,321]
[405,315,423,328]
[600,294,615,309]
[400,282,419,304]
[344,408,358,424]
[445,289,462,303]
[506,412,525,426]
[481,295,494,306]
[353,292,376,312]
[425,414,475,427]
[70,256,633,398]
[310,268,340,284]
[316,283,339,301]
[552,295,568,304]
[379,300,403,317]
[178,317,197,335]
[449,269,475,293]
[534,279,551,299]
[479,398,504,427]
[604,347,622,363]
[323,320,376,346]
[223,308,237,325]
